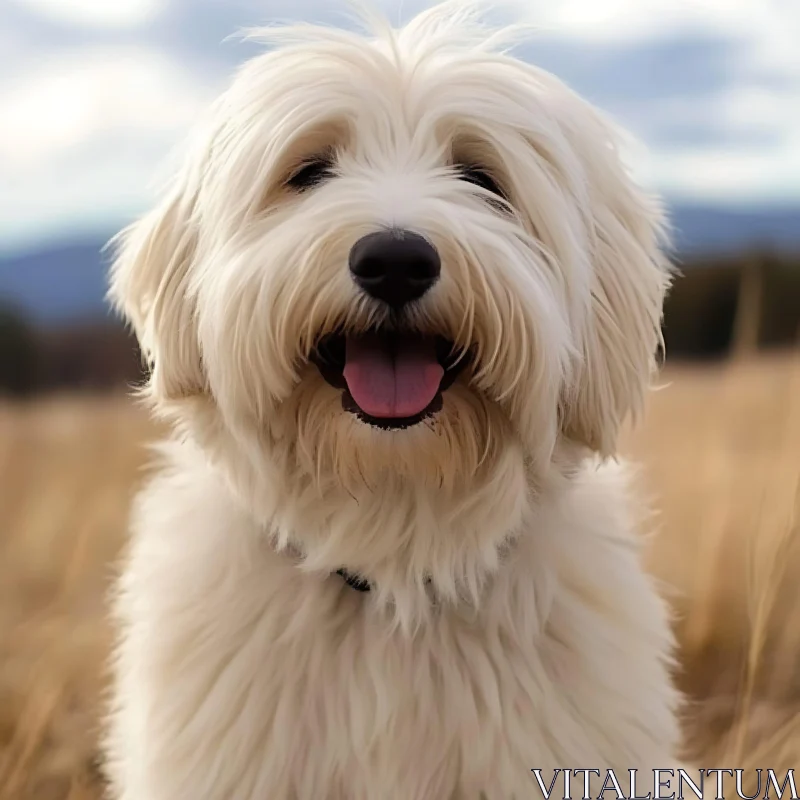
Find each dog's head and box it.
[110,3,670,532]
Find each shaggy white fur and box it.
[103,2,685,798]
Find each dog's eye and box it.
[458,165,505,199]
[286,157,334,192]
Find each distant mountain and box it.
[0,203,798,324]
[0,239,116,325]
[667,204,800,257]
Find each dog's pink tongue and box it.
[344,334,443,418]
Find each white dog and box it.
[103,3,685,798]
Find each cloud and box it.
[11,0,165,30]
[513,1,800,204]
[631,134,800,204]
[0,47,213,169]
[0,45,218,252]
[522,0,799,56]
[0,135,181,252]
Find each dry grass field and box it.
[0,353,798,799]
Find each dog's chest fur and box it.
[106,446,682,800]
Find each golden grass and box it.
[0,397,155,800]
[1,354,798,798]
[622,352,800,784]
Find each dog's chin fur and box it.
[103,3,691,798]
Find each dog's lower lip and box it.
[310,331,468,424]
[342,389,444,429]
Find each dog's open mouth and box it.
[311,331,469,429]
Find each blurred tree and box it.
[0,302,40,396]
[663,252,800,360]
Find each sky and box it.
[1,0,799,255]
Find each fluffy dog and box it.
[103,3,684,798]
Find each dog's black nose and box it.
[349,229,440,310]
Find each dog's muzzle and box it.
[307,230,475,429]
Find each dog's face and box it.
[110,5,670,502]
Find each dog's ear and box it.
[107,159,204,403]
[561,127,672,455]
